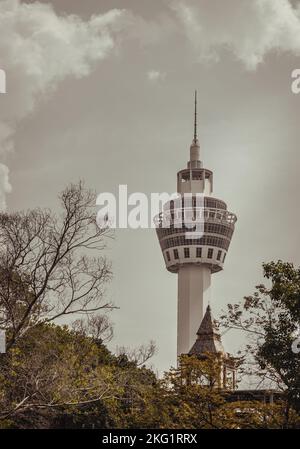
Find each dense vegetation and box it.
[0,183,298,428]
[0,322,299,429]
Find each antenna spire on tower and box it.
[194,89,198,142]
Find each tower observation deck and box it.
[155,92,237,357]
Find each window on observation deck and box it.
[166,251,170,262]
[207,248,213,259]
[196,247,202,258]
[184,247,190,258]
[173,249,179,259]
[223,253,226,263]
[217,250,222,261]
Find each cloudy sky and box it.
[1,0,300,378]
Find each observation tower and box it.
[155,92,237,357]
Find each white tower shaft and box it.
[177,265,211,356]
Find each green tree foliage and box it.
[0,322,298,428]
[0,322,158,428]
[221,261,300,416]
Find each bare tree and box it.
[72,314,114,343]
[116,341,156,366]
[0,181,114,350]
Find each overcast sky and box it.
[1,0,300,379]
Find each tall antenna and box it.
[194,90,198,142]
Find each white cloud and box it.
[147,70,167,83]
[171,0,300,69]
[0,0,126,209]
[2,0,300,209]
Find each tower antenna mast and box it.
[194,90,198,142]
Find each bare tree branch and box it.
[0,181,114,350]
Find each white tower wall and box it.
[177,265,211,356]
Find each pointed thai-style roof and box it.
[188,305,225,356]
